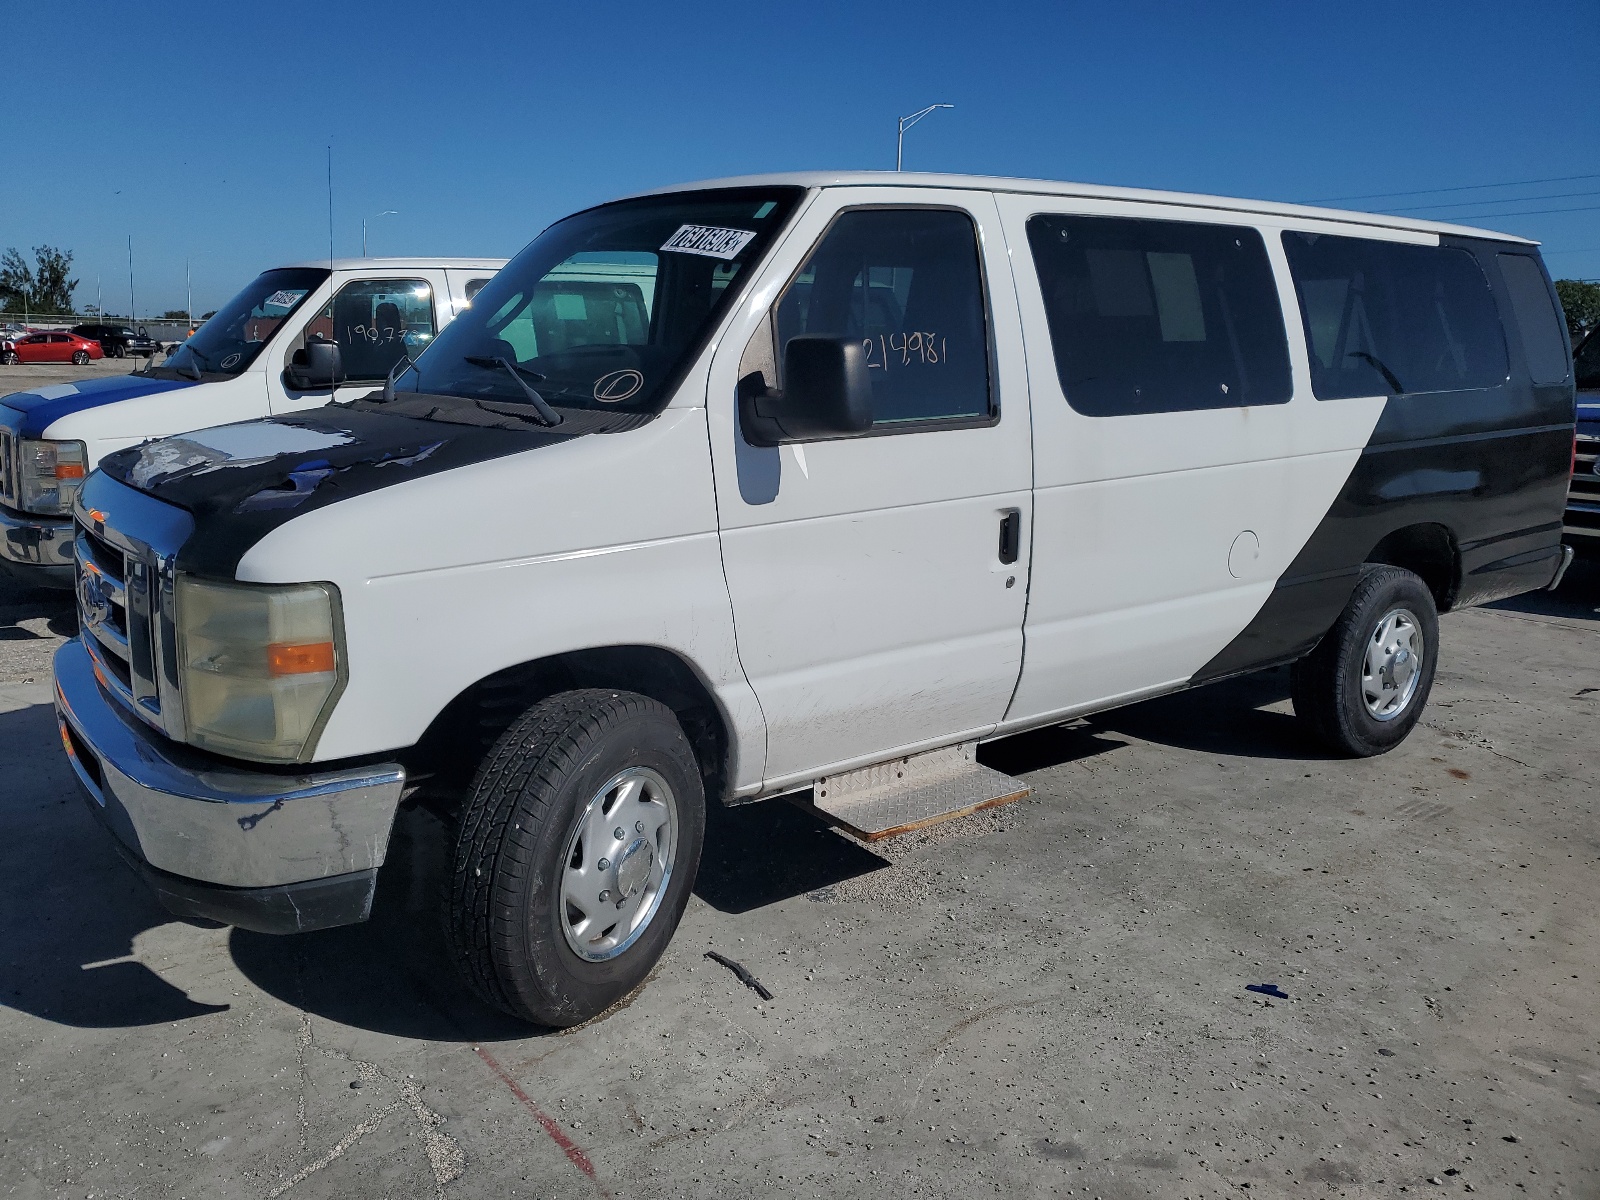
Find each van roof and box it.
[637,172,1538,246]
[279,257,509,271]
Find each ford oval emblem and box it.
[78,568,112,628]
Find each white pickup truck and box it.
[52,174,1574,1027]
[0,257,504,586]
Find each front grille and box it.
[1566,434,1600,541]
[71,475,194,741]
[74,515,178,736]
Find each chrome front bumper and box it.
[53,637,407,932]
[0,503,73,584]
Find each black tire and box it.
[447,688,706,1027]
[1291,565,1440,757]
[71,350,89,365]
[1,351,16,365]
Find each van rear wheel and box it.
[446,689,705,1027]
[1291,565,1439,757]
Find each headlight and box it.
[176,577,346,763]
[17,439,87,515]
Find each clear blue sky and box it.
[3,0,1595,314]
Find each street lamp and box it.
[362,210,398,257]
[896,104,953,171]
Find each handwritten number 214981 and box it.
[863,332,947,369]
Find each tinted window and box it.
[465,278,491,301]
[1026,215,1291,416]
[1496,254,1569,386]
[1282,233,1507,399]
[776,209,990,425]
[1576,328,1600,391]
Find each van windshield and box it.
[403,187,802,414]
[166,267,328,377]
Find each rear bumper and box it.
[52,637,406,933]
[0,503,74,586]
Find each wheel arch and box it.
[1364,521,1460,611]
[404,643,734,808]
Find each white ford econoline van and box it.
[0,257,504,586]
[53,174,1574,1026]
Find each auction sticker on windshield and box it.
[661,225,757,260]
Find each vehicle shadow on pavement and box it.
[0,701,231,1028]
[1081,666,1326,760]
[1487,554,1600,622]
[226,799,910,1039]
[0,576,76,640]
[694,798,890,914]
[228,805,537,1043]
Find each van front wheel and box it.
[447,689,705,1027]
[1291,565,1439,757]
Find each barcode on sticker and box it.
[660,225,756,260]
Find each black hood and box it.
[98,399,650,577]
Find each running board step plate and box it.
[800,744,1030,841]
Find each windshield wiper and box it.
[461,355,561,426]
[1349,351,1405,395]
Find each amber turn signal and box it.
[267,641,336,676]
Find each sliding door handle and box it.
[998,509,1021,565]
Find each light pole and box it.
[363,210,398,257]
[896,104,953,171]
[127,235,136,324]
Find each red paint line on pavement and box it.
[473,1045,599,1180]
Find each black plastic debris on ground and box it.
[705,951,774,1000]
[1245,983,1290,1000]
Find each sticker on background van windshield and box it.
[264,289,307,309]
[660,225,757,261]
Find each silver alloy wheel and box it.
[558,766,678,962]
[1361,606,1423,721]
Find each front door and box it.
[706,189,1033,790]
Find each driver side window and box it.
[774,208,992,426]
[303,278,437,381]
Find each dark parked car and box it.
[71,323,158,359]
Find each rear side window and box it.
[1281,233,1508,399]
[1496,253,1570,385]
[1025,214,1292,416]
[776,208,991,426]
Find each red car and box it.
[1,330,105,366]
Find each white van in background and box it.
[0,257,505,585]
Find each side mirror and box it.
[285,336,345,391]
[740,334,874,446]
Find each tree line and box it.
[1,245,77,315]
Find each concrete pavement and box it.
[2,562,1597,1198]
